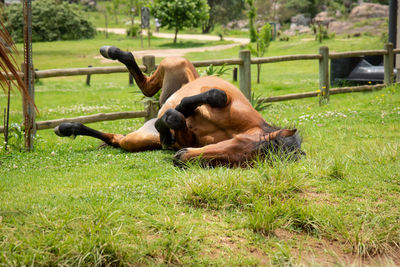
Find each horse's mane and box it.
[257,122,305,160]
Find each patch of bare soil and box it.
[274,228,400,266]
[300,189,339,206]
[205,235,270,265]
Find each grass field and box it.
[1,33,399,266]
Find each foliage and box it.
[311,23,330,43]
[152,0,209,43]
[246,0,257,42]
[202,0,246,33]
[111,0,121,24]
[201,64,231,77]
[247,23,272,83]
[0,20,26,95]
[250,92,270,112]
[126,24,140,37]
[4,0,95,42]
[4,123,25,151]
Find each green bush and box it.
[4,0,95,42]
[126,24,140,38]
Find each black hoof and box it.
[206,89,228,108]
[164,109,186,130]
[99,46,120,60]
[54,122,83,137]
[173,148,188,168]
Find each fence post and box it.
[129,73,134,86]
[232,67,238,82]
[319,46,330,105]
[86,65,92,86]
[239,50,251,100]
[144,99,159,122]
[143,55,156,75]
[21,62,36,151]
[384,43,394,85]
[142,55,159,120]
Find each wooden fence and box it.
[1,44,398,137]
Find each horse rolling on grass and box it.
[55,46,305,167]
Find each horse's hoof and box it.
[173,148,188,168]
[164,109,186,130]
[100,46,119,60]
[54,122,82,137]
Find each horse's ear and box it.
[268,129,297,140]
[279,129,297,137]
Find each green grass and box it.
[1,34,400,265]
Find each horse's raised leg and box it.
[100,46,161,97]
[155,89,229,147]
[54,119,161,152]
[100,46,199,104]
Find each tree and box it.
[248,23,272,83]
[246,0,257,42]
[112,0,121,25]
[152,0,209,43]
[202,0,245,33]
[4,0,95,42]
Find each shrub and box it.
[4,0,95,42]
[126,24,140,38]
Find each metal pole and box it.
[23,0,36,151]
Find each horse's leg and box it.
[100,46,162,97]
[100,46,199,103]
[54,119,161,152]
[173,129,299,167]
[173,134,257,167]
[154,89,229,146]
[175,88,229,117]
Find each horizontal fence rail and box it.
[0,111,148,133]
[329,49,387,59]
[257,84,386,103]
[35,66,142,79]
[251,54,321,64]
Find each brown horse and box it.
[55,46,305,167]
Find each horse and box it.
[54,46,305,167]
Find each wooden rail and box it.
[35,66,138,79]
[251,54,321,64]
[0,111,147,133]
[257,84,385,103]
[329,49,387,59]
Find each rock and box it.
[313,11,336,26]
[349,3,388,19]
[225,20,248,30]
[284,25,312,36]
[291,14,311,27]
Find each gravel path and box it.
[97,28,249,60]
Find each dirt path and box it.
[96,28,249,61]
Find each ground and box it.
[0,33,399,266]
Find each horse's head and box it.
[256,128,306,161]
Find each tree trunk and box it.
[202,17,213,33]
[174,28,178,44]
[114,11,118,25]
[104,12,109,39]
